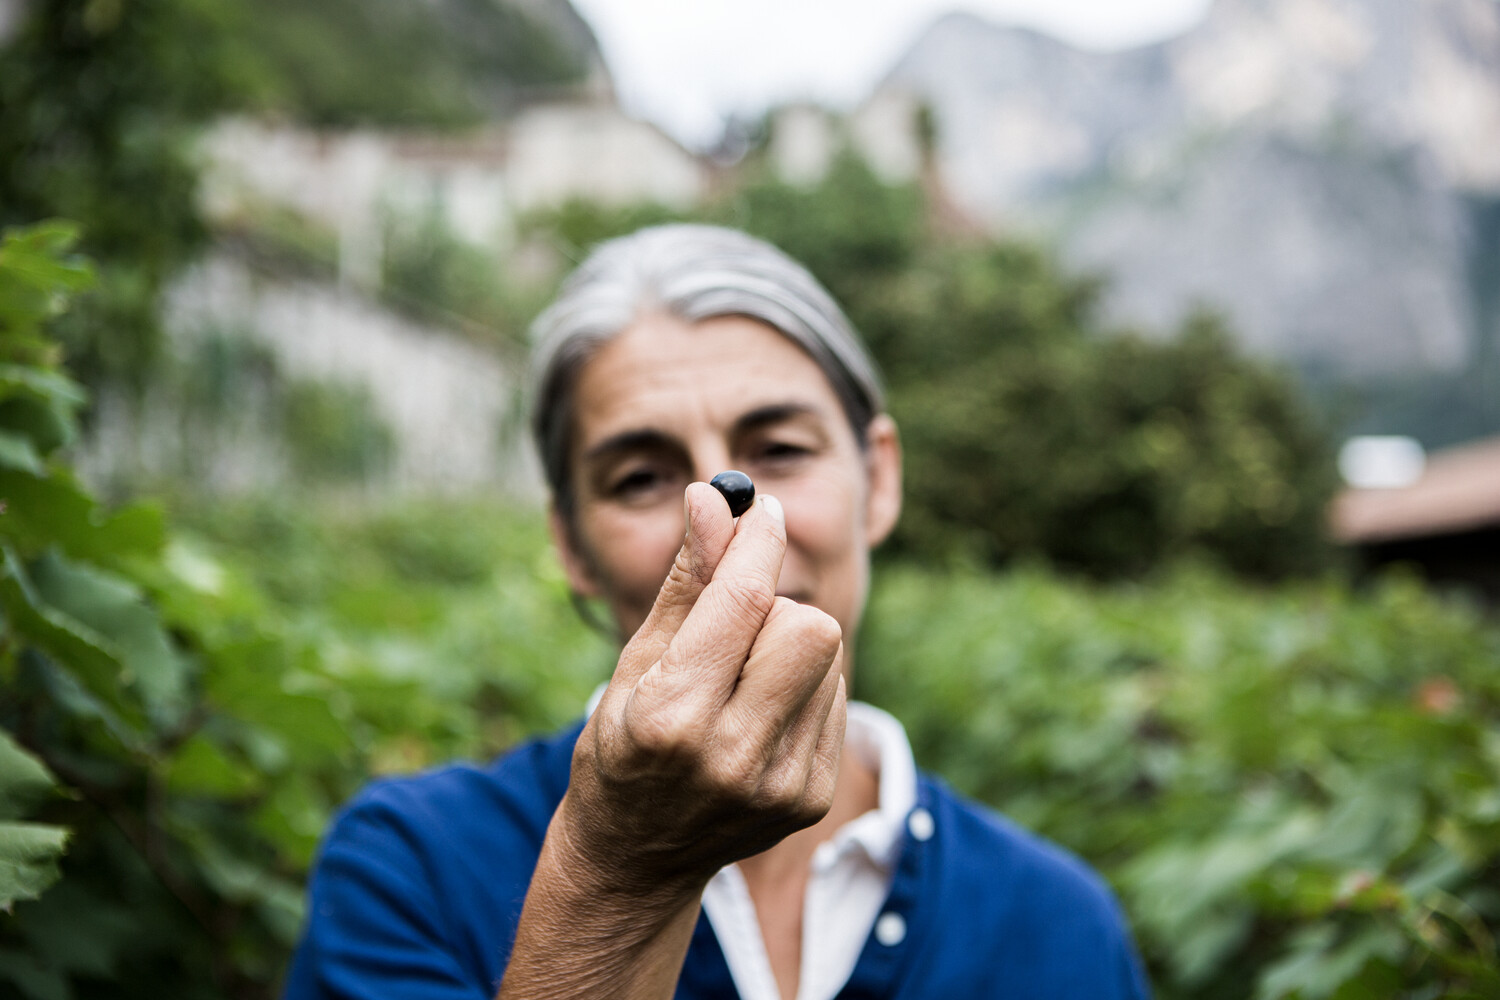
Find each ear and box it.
[548,506,602,599]
[862,414,903,548]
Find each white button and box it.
[812,843,838,872]
[875,912,906,946]
[907,807,935,842]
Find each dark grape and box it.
[708,470,755,517]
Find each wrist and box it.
[545,792,712,907]
[497,796,708,1000]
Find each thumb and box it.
[617,481,735,674]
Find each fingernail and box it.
[757,494,784,526]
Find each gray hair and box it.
[528,224,885,525]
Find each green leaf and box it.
[205,639,350,767]
[0,471,164,565]
[1256,923,1406,1000]
[29,550,188,727]
[0,947,70,1000]
[0,821,70,911]
[0,471,100,557]
[0,430,44,475]
[93,503,167,561]
[0,731,59,821]
[0,365,88,456]
[0,546,142,729]
[0,222,93,331]
[163,735,262,798]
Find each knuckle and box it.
[623,701,705,763]
[781,603,842,659]
[801,771,837,822]
[756,766,808,813]
[710,575,778,633]
[708,749,764,801]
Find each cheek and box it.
[782,474,866,576]
[582,505,683,606]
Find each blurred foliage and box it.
[280,379,394,484]
[720,150,927,301]
[7,224,1498,1000]
[165,496,609,757]
[0,223,607,998]
[653,153,1335,579]
[176,330,280,423]
[0,0,251,390]
[240,0,587,129]
[0,0,588,393]
[518,198,688,270]
[859,563,1500,1000]
[885,296,1337,578]
[380,211,551,348]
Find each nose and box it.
[689,443,735,487]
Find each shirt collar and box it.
[823,701,917,872]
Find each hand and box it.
[558,481,849,896]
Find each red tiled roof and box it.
[1330,435,1500,544]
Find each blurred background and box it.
[1,0,1497,997]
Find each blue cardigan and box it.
[284,721,1151,999]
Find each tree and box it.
[0,0,592,393]
[718,159,1337,578]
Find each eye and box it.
[609,466,663,498]
[747,439,815,471]
[762,441,808,458]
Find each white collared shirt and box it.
[701,701,918,1000]
[582,691,921,1000]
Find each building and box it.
[1331,435,1500,605]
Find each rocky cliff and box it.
[880,0,1500,380]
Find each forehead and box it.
[570,313,846,447]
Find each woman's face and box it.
[552,312,901,667]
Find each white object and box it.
[1338,436,1427,489]
[874,912,908,947]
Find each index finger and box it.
[654,493,787,696]
[617,481,738,675]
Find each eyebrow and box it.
[581,403,824,464]
[582,428,677,464]
[734,402,821,435]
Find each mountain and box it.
[879,0,1500,384]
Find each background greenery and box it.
[0,224,610,998]
[0,0,589,396]
[1,2,1495,997]
[2,223,1497,1000]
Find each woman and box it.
[285,225,1149,1000]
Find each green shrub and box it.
[4,213,1483,1000]
[379,211,545,346]
[0,222,607,998]
[858,563,1500,999]
[703,160,1338,579]
[281,378,394,483]
[518,198,687,267]
[885,302,1337,578]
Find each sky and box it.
[568,0,1216,149]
